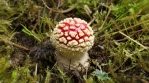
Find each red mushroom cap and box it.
[51,18,94,52]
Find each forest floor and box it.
[0,0,149,83]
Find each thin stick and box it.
[42,0,79,13]
[119,31,148,50]
[0,37,29,50]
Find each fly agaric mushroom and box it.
[51,18,94,71]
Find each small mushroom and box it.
[51,18,94,71]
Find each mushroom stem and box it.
[55,51,89,71]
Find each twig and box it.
[41,0,52,10]
[119,31,148,50]
[42,0,79,13]
[0,37,29,51]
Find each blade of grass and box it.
[39,6,46,33]
[101,19,149,38]
[21,24,41,42]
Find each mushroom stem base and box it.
[55,52,89,71]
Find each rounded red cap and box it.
[51,18,94,52]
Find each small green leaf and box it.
[92,69,109,81]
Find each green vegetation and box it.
[0,0,149,83]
